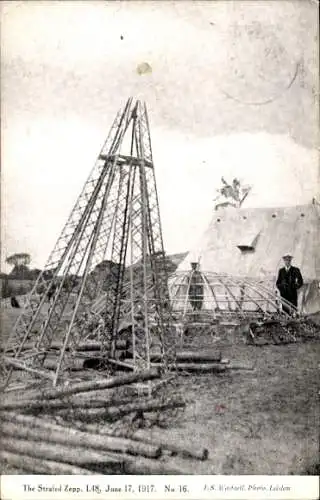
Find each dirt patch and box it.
[149,341,320,474]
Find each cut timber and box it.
[24,368,160,400]
[151,362,227,373]
[2,339,128,353]
[0,413,161,459]
[72,423,208,462]
[42,355,105,371]
[107,358,134,371]
[0,395,137,412]
[219,321,240,326]
[29,352,128,372]
[1,436,124,473]
[1,387,142,409]
[0,390,140,413]
[123,456,188,475]
[56,399,185,422]
[0,450,93,475]
[149,350,222,363]
[3,356,54,380]
[0,460,29,476]
[76,340,128,351]
[0,463,29,474]
[131,429,209,461]
[1,421,190,475]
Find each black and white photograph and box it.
[0,0,319,494]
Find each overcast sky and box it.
[1,0,319,270]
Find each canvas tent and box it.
[176,202,320,315]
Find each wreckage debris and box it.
[0,368,208,475]
[240,317,319,346]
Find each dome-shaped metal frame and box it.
[169,269,295,320]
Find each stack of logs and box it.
[121,349,229,373]
[0,369,209,475]
[2,339,130,372]
[3,339,232,373]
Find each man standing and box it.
[188,262,204,311]
[276,254,303,313]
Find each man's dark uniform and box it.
[276,265,303,311]
[188,264,204,311]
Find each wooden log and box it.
[27,368,161,400]
[0,450,94,475]
[69,423,208,462]
[2,356,55,380]
[0,413,162,459]
[0,462,29,474]
[76,340,128,351]
[4,355,104,372]
[150,350,222,363]
[60,349,128,358]
[1,395,140,412]
[2,339,128,353]
[1,420,192,475]
[56,398,186,422]
[68,390,144,405]
[151,362,227,373]
[1,386,144,410]
[122,456,188,475]
[43,353,129,371]
[1,441,189,476]
[1,399,109,412]
[1,434,124,473]
[0,389,103,409]
[42,355,104,371]
[131,429,209,461]
[107,358,134,371]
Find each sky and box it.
[1,0,319,271]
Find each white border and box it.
[0,475,319,500]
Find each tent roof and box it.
[179,203,320,282]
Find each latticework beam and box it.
[2,99,176,390]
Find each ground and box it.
[157,340,320,475]
[1,306,319,475]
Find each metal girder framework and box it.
[169,268,297,320]
[2,99,175,389]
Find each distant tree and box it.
[6,253,31,269]
[214,177,252,210]
[6,253,32,279]
[63,274,79,292]
[29,268,42,280]
[1,276,11,298]
[43,268,57,280]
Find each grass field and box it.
[160,340,320,475]
[1,306,319,475]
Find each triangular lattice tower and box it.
[2,98,176,389]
